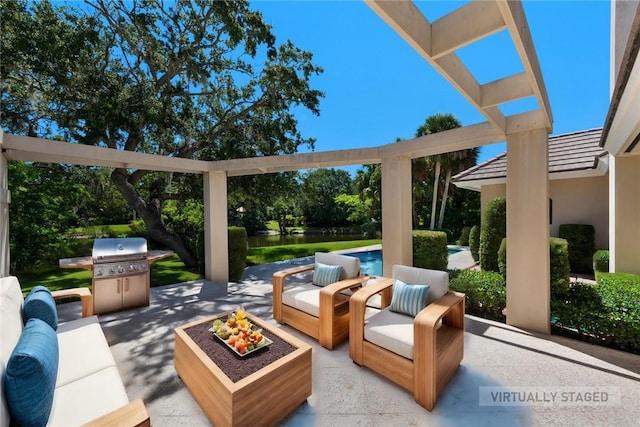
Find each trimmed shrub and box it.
[459,226,471,246]
[413,230,448,271]
[494,237,570,300]
[479,197,506,272]
[549,237,570,301]
[552,272,640,354]
[469,225,480,263]
[498,238,507,277]
[228,226,248,282]
[449,269,506,321]
[593,249,609,273]
[558,224,595,274]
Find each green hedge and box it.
[552,272,640,354]
[449,269,506,321]
[593,249,609,273]
[469,224,480,263]
[412,230,448,271]
[496,237,570,301]
[549,237,571,300]
[498,238,507,277]
[228,226,248,282]
[558,224,595,274]
[479,197,506,272]
[459,226,471,246]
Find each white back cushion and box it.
[0,276,26,427]
[392,265,449,305]
[315,252,360,280]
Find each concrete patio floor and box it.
[58,250,640,426]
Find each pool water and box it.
[345,248,461,277]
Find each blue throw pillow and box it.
[312,262,343,287]
[23,285,58,331]
[389,279,431,317]
[4,318,59,427]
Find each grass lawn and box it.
[17,239,381,294]
[247,239,381,264]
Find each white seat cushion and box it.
[48,366,129,427]
[56,316,117,387]
[282,283,321,317]
[364,309,415,360]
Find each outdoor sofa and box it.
[0,275,149,427]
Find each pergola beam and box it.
[379,122,505,159]
[2,135,209,174]
[481,72,534,108]
[431,0,506,59]
[496,0,553,130]
[366,0,508,133]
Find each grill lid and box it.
[92,237,148,263]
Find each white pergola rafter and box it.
[365,0,552,134]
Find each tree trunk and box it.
[429,161,441,230]
[438,169,452,230]
[111,169,199,268]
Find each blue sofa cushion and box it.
[23,285,58,331]
[389,279,431,317]
[4,317,59,427]
[312,262,343,287]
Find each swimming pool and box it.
[345,247,462,277]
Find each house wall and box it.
[609,155,640,275]
[479,175,609,249]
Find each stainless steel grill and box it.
[91,238,150,314]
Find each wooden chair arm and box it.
[81,399,150,427]
[320,276,370,297]
[414,291,465,332]
[348,277,393,364]
[413,291,465,411]
[272,263,315,323]
[349,277,394,310]
[272,263,315,284]
[51,287,94,317]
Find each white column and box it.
[0,130,10,278]
[506,128,550,334]
[609,155,640,274]
[203,171,229,282]
[381,156,412,277]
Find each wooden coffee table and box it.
[174,313,312,427]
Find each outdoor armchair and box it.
[272,252,369,350]
[349,264,465,411]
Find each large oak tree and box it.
[1,0,324,267]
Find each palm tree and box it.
[437,147,479,229]
[415,113,461,229]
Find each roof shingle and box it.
[453,128,606,183]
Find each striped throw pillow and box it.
[312,262,343,287]
[389,279,431,317]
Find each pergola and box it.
[0,1,554,333]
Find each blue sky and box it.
[253,0,611,171]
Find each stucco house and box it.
[452,128,609,250]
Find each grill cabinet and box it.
[91,238,150,314]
